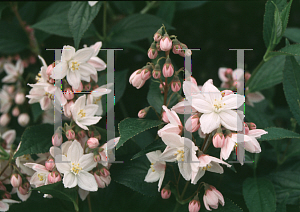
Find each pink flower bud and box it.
[248,122,256,130]
[138,109,147,118]
[87,137,99,149]
[64,101,74,118]
[129,69,145,89]
[179,43,188,57]
[156,42,161,51]
[244,123,250,135]
[29,55,36,64]
[148,48,158,60]
[78,130,86,139]
[186,76,197,85]
[94,172,111,188]
[185,114,200,132]
[52,133,62,146]
[46,64,54,76]
[22,60,29,68]
[203,185,224,211]
[152,70,161,79]
[18,113,30,127]
[100,167,110,177]
[64,88,74,100]
[159,82,165,94]
[15,92,25,105]
[0,183,6,191]
[245,72,251,82]
[162,111,169,123]
[94,154,101,162]
[6,86,15,94]
[189,199,201,212]
[14,54,20,61]
[141,68,151,81]
[171,77,181,92]
[225,68,233,78]
[153,29,162,42]
[84,83,91,91]
[66,129,75,140]
[10,174,22,188]
[213,133,225,148]
[72,82,83,92]
[161,187,171,199]
[162,58,174,78]
[45,158,55,171]
[221,90,234,97]
[172,39,181,54]
[47,171,61,184]
[160,34,172,51]
[2,192,11,199]
[12,107,20,117]
[18,182,30,195]
[0,114,10,127]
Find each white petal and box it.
[157,172,165,192]
[0,201,9,211]
[178,161,191,181]
[162,106,181,126]
[191,169,205,185]
[144,169,160,182]
[67,140,83,163]
[189,98,213,114]
[73,48,94,62]
[161,133,183,148]
[200,113,221,134]
[222,94,245,110]
[237,144,245,165]
[218,67,229,82]
[83,104,99,116]
[79,153,97,171]
[79,116,101,126]
[208,162,224,173]
[77,170,98,191]
[146,150,161,163]
[88,57,106,71]
[232,68,244,81]
[171,100,197,114]
[247,129,268,138]
[78,188,89,201]
[160,147,178,162]
[52,61,68,79]
[62,46,75,61]
[157,124,181,137]
[219,110,243,131]
[67,70,81,89]
[55,155,71,173]
[61,141,73,156]
[63,172,78,188]
[79,63,97,76]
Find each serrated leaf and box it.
[243,178,276,212]
[13,124,54,158]
[117,118,163,149]
[32,182,78,211]
[112,1,134,15]
[245,105,274,128]
[263,0,276,48]
[68,1,102,49]
[280,0,293,37]
[30,103,44,123]
[109,14,175,43]
[283,56,300,126]
[284,27,300,43]
[274,6,282,42]
[259,127,300,141]
[131,139,166,160]
[268,44,300,57]
[38,2,72,21]
[247,55,285,92]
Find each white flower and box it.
[24,163,50,188]
[191,152,231,185]
[160,133,198,181]
[144,150,166,192]
[87,83,113,116]
[246,90,265,107]
[184,79,244,134]
[50,141,73,158]
[71,95,101,130]
[157,106,183,137]
[55,140,98,191]
[52,45,96,89]
[2,59,24,83]
[0,199,20,211]
[1,129,16,152]
[99,137,120,167]
[88,1,98,7]
[0,87,12,113]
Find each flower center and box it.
[174,150,185,162]
[71,163,82,175]
[202,165,212,171]
[93,96,102,104]
[213,98,225,112]
[150,163,155,172]
[45,92,54,100]
[38,173,46,181]
[78,109,86,118]
[70,61,80,71]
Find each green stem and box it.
[87,194,92,212]
[140,1,157,14]
[166,92,176,107]
[173,202,181,212]
[180,181,190,200]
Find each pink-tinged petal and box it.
[38,55,47,67]
[2,130,16,146]
[67,70,81,89]
[237,144,245,165]
[95,102,103,116]
[160,147,178,162]
[209,162,224,173]
[67,140,83,163]
[79,153,97,171]
[91,73,98,82]
[83,104,99,116]
[190,98,213,114]
[245,137,261,153]
[17,189,31,201]
[2,75,16,83]
[161,133,183,148]
[80,75,91,82]
[73,48,94,62]
[75,120,89,130]
[157,124,181,137]
[50,146,61,158]
[213,189,225,206]
[63,172,77,188]
[0,201,9,211]
[1,199,20,204]
[144,169,160,182]
[17,60,24,75]
[219,110,243,132]
[222,94,245,110]
[54,155,71,173]
[52,61,68,79]
[90,41,102,56]
[220,138,235,160]
[232,68,244,81]
[203,193,211,211]
[171,101,197,114]
[200,113,221,134]
[32,164,49,173]
[88,57,106,71]
[78,188,89,201]
[62,46,75,61]
[162,106,181,126]
[79,63,97,76]
[79,117,101,126]
[157,172,165,191]
[247,92,265,103]
[218,68,229,82]
[247,129,268,138]
[178,160,191,181]
[191,168,205,185]
[77,170,98,191]
[183,81,201,98]
[4,63,17,75]
[146,150,161,163]
[40,96,51,110]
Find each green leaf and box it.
[263,0,276,48]
[259,127,300,141]
[283,56,300,126]
[109,14,175,43]
[37,2,72,21]
[247,55,285,92]
[0,21,28,54]
[243,178,276,212]
[284,27,300,43]
[269,170,300,205]
[68,1,102,49]
[17,2,37,25]
[245,105,274,128]
[13,124,53,159]
[280,0,293,37]
[112,1,135,15]
[147,80,180,113]
[276,193,289,212]
[131,139,166,160]
[268,44,300,57]
[33,182,78,211]
[156,2,176,24]
[30,103,43,123]
[115,69,129,103]
[0,3,8,20]
[111,156,159,196]
[117,118,163,149]
[273,6,282,44]
[176,2,207,10]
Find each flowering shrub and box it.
[0,1,300,212]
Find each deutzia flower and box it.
[184,79,244,134]
[55,140,98,191]
[52,45,96,89]
[160,133,198,181]
[144,150,166,192]
[71,95,101,130]
[86,83,113,116]
[98,137,120,167]
[24,163,50,188]
[1,129,16,153]
[0,198,20,211]
[2,59,24,83]
[191,152,231,185]
[0,86,13,113]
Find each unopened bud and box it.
[10,174,22,188]
[94,154,101,162]
[160,33,172,51]
[84,83,91,91]
[45,158,55,171]
[185,114,200,132]
[2,192,11,199]
[248,122,256,130]
[148,42,158,59]
[18,182,30,195]
[245,72,251,82]
[15,92,25,105]
[161,185,171,199]
[172,39,181,54]
[159,82,165,94]
[162,57,174,78]
[78,130,86,139]
[154,28,163,42]
[46,64,54,76]
[18,113,30,127]
[12,107,20,117]
[64,88,74,100]
[100,167,110,177]
[47,171,61,184]
[72,82,83,92]
[87,137,99,149]
[189,195,201,212]
[138,109,147,118]
[0,114,10,127]
[66,129,75,140]
[152,64,161,79]
[94,172,111,188]
[141,65,152,81]
[162,111,169,123]
[29,55,36,64]
[171,76,181,92]
[213,131,225,148]
[52,133,62,146]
